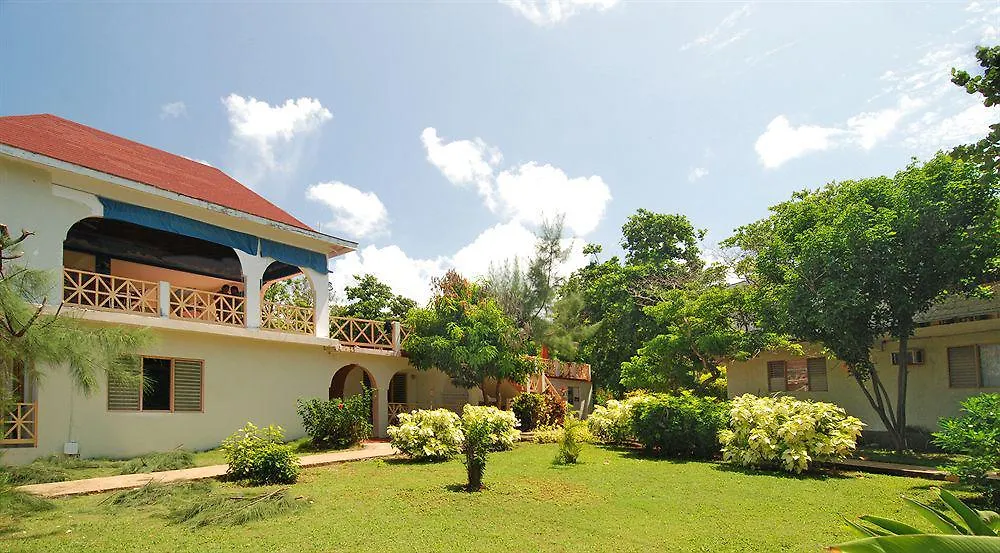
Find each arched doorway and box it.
[329,364,377,427]
[387,370,415,425]
[261,262,316,335]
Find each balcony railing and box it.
[262,301,315,335]
[331,316,394,349]
[388,402,415,425]
[530,357,592,381]
[169,285,246,327]
[63,268,158,316]
[2,403,37,447]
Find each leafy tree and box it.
[339,274,416,321]
[725,154,999,450]
[263,275,313,308]
[0,224,150,415]
[620,268,789,397]
[403,270,534,405]
[951,45,1000,178]
[562,210,705,391]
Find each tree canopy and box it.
[951,45,1000,178]
[338,273,416,321]
[403,270,534,405]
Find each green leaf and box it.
[940,489,999,536]
[859,515,924,535]
[843,516,887,538]
[903,496,967,535]
[827,534,1000,553]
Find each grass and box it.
[0,437,341,485]
[1,443,968,553]
[853,448,964,469]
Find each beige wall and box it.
[727,318,1000,432]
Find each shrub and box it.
[388,408,464,461]
[297,388,373,449]
[554,417,589,465]
[532,424,563,444]
[510,393,546,431]
[719,394,864,473]
[541,392,568,427]
[631,392,727,459]
[588,397,640,445]
[934,393,1000,506]
[460,405,519,491]
[221,423,299,486]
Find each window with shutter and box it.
[173,359,204,412]
[785,359,809,391]
[807,357,828,391]
[389,373,407,404]
[767,361,786,392]
[108,366,140,411]
[948,346,979,388]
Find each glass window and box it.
[980,344,1000,388]
[141,358,172,411]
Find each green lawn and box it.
[3,444,957,553]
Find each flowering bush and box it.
[531,424,563,444]
[460,405,519,490]
[719,394,864,473]
[221,423,299,486]
[587,395,644,445]
[297,388,373,449]
[388,408,464,461]
[934,393,1000,506]
[631,392,727,458]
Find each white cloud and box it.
[306,181,389,239]
[223,94,332,187]
[688,167,709,182]
[754,116,845,169]
[160,101,186,119]
[494,162,611,235]
[329,221,590,305]
[499,0,620,26]
[421,127,501,208]
[681,3,752,51]
[744,42,796,68]
[904,102,998,152]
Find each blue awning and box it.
[99,198,328,274]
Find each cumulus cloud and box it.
[688,167,709,182]
[499,0,620,26]
[160,101,187,119]
[494,163,611,235]
[306,181,389,239]
[421,127,501,208]
[754,6,1000,168]
[223,94,332,187]
[681,3,752,51]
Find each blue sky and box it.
[1,1,997,303]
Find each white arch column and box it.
[234,250,273,329]
[304,267,330,339]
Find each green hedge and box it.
[629,392,727,459]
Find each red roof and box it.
[0,114,313,231]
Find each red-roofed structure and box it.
[0,114,313,231]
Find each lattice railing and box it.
[388,402,415,426]
[169,285,246,326]
[63,268,158,315]
[528,357,592,381]
[2,403,37,446]
[261,301,315,335]
[331,316,393,349]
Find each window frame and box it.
[767,357,828,392]
[108,356,205,413]
[949,343,1000,389]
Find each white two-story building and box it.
[0,114,592,463]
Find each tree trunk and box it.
[495,379,503,408]
[894,335,910,453]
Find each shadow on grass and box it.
[711,462,852,481]
[381,457,450,467]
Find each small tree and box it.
[339,274,416,322]
[0,225,149,419]
[404,270,534,405]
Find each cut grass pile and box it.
[1,443,969,553]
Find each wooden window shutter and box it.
[108,360,140,411]
[807,357,828,391]
[948,346,979,388]
[767,361,786,392]
[173,359,204,412]
[389,373,407,404]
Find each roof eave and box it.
[0,144,358,257]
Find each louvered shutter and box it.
[807,357,828,391]
[108,361,140,411]
[948,346,979,388]
[173,359,204,412]
[767,361,786,392]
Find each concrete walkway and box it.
[833,458,955,481]
[18,441,396,498]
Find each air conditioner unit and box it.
[891,349,925,365]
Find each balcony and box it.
[530,357,592,381]
[1,403,37,447]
